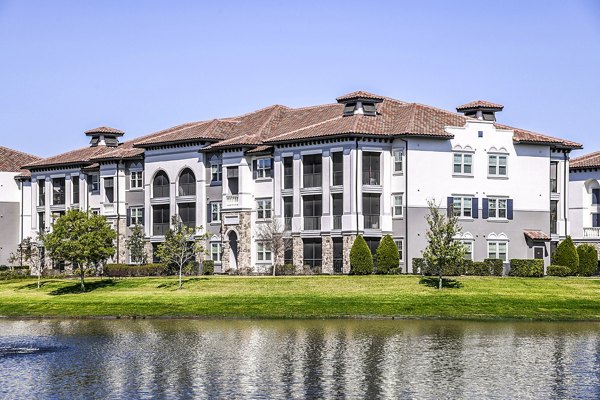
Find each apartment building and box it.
[20,91,580,273]
[0,147,40,265]
[568,152,600,255]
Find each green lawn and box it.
[0,275,599,320]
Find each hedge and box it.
[350,235,373,275]
[275,263,296,275]
[486,259,504,276]
[547,265,571,277]
[104,263,167,277]
[576,244,598,276]
[418,258,464,276]
[375,235,400,274]
[509,259,544,277]
[202,260,215,275]
[552,236,579,271]
[412,258,426,275]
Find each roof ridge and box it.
[0,146,41,160]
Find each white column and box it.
[322,151,331,230]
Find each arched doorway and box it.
[228,231,238,271]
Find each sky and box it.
[1,0,599,158]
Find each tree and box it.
[126,224,147,265]
[154,215,207,289]
[350,235,373,275]
[422,199,466,289]
[255,218,291,276]
[552,236,579,271]
[375,234,400,274]
[43,209,116,291]
[576,244,598,276]
[8,236,44,288]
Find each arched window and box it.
[178,168,196,196]
[153,171,170,198]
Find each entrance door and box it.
[534,246,544,259]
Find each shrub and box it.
[275,263,296,275]
[552,236,579,271]
[509,259,544,277]
[202,260,215,275]
[412,258,426,275]
[104,263,167,277]
[375,235,400,274]
[485,259,504,276]
[466,261,489,276]
[444,261,465,276]
[547,265,571,277]
[350,235,373,275]
[576,244,598,276]
[183,261,199,275]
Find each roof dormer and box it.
[456,100,503,122]
[336,91,384,117]
[84,126,125,147]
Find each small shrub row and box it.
[274,263,296,275]
[201,260,214,275]
[547,265,571,277]
[509,259,544,277]
[414,258,504,276]
[104,263,167,277]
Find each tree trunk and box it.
[179,264,183,289]
[37,271,41,289]
[438,273,443,290]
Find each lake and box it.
[0,319,598,399]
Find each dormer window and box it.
[456,100,503,122]
[363,102,377,116]
[84,126,125,148]
[343,102,356,116]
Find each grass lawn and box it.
[0,275,599,320]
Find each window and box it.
[303,195,322,230]
[488,155,507,176]
[88,174,100,193]
[488,198,507,219]
[104,177,114,203]
[255,158,272,179]
[153,171,170,198]
[343,102,356,116]
[72,177,79,204]
[393,194,403,217]
[91,208,100,215]
[362,102,377,116]
[550,162,558,193]
[593,213,600,228]
[152,204,170,236]
[178,203,196,228]
[257,199,272,220]
[332,194,343,229]
[460,240,474,260]
[129,207,143,226]
[453,153,473,175]
[211,243,222,262]
[593,189,600,205]
[393,150,403,173]
[488,241,508,262]
[303,239,322,271]
[52,178,65,205]
[210,202,221,223]
[257,242,272,262]
[303,155,322,187]
[130,171,143,190]
[283,157,293,189]
[178,169,196,196]
[453,196,473,218]
[363,193,380,229]
[211,163,222,183]
[332,152,343,186]
[38,212,45,231]
[38,179,45,206]
[550,200,558,234]
[283,197,293,230]
[362,152,380,185]
[394,239,404,262]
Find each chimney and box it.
[456,100,504,122]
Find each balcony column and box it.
[273,154,282,217]
[343,146,362,232]
[144,176,151,237]
[197,153,207,234]
[292,153,301,232]
[322,151,331,231]
[380,151,392,233]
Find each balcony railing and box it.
[304,216,321,230]
[333,215,342,230]
[226,195,239,207]
[362,171,380,186]
[284,175,293,189]
[333,259,343,274]
[303,173,322,188]
[364,215,380,229]
[583,227,600,238]
[284,217,292,231]
[332,171,343,186]
[550,178,558,193]
[103,203,115,214]
[153,223,169,236]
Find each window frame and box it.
[255,158,272,180]
[130,171,143,190]
[256,242,272,262]
[210,201,222,223]
[452,196,473,218]
[72,177,80,205]
[256,198,272,221]
[211,242,222,262]
[487,241,508,262]
[211,163,222,183]
[453,152,473,176]
[52,177,66,205]
[89,174,100,194]
[38,179,46,206]
[459,240,474,260]
[362,151,381,185]
[392,194,403,217]
[129,207,143,226]
[488,154,508,177]
[488,197,508,219]
[394,238,404,263]
[393,149,403,173]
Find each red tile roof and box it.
[336,91,386,102]
[0,146,41,172]
[570,151,600,169]
[524,230,551,241]
[456,100,504,111]
[84,126,125,136]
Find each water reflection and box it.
[0,319,599,399]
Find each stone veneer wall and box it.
[321,235,333,274]
[143,241,153,264]
[292,235,303,273]
[342,235,356,274]
[114,218,128,264]
[221,211,252,273]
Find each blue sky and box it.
[1,0,599,157]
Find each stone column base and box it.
[342,235,356,274]
[322,235,333,274]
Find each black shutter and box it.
[472,198,478,219]
[447,197,453,217]
[127,207,131,226]
[482,198,489,219]
[507,199,514,220]
[207,203,212,223]
[252,160,257,179]
[270,158,274,178]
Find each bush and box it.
[547,265,571,277]
[576,244,598,276]
[104,263,167,277]
[444,261,465,276]
[275,263,296,275]
[412,258,426,275]
[466,261,489,276]
[350,235,373,275]
[375,235,400,274]
[509,259,544,277]
[552,236,579,271]
[485,259,504,276]
[202,260,215,275]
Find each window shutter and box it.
[447,197,453,217]
[127,207,131,226]
[482,198,489,219]
[472,198,478,219]
[507,199,514,220]
[141,208,145,226]
[207,204,212,223]
[270,158,274,178]
[252,160,258,179]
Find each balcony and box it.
[226,195,239,207]
[304,216,321,230]
[333,215,342,230]
[153,223,169,236]
[303,173,322,188]
[284,217,292,231]
[362,171,380,186]
[103,203,115,214]
[364,215,380,229]
[583,227,600,238]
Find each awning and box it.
[524,230,551,241]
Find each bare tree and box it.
[8,236,45,288]
[255,218,292,276]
